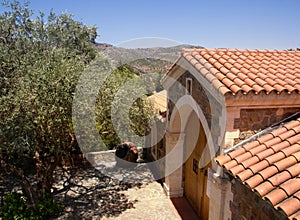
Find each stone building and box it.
[215,113,300,220]
[149,48,300,219]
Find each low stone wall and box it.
[207,169,233,220]
[85,150,116,166]
[85,147,144,167]
[230,180,287,220]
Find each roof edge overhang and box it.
[224,91,300,108]
[161,51,300,109]
[161,55,226,105]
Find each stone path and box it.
[100,182,181,220]
[89,150,181,219]
[91,150,198,220]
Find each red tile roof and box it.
[171,49,300,95]
[215,116,300,219]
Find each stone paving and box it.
[92,150,183,220]
[100,182,181,220]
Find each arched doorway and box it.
[165,95,214,219]
[183,111,210,219]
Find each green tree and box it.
[95,64,155,149]
[0,0,97,208]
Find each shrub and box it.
[0,192,63,220]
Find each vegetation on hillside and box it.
[97,43,203,68]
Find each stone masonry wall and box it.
[234,107,300,132]
[168,71,211,125]
[168,71,223,149]
[230,180,287,220]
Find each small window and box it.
[186,78,192,94]
[193,158,198,174]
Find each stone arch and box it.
[168,95,215,166]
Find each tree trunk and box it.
[35,151,58,197]
[0,159,37,206]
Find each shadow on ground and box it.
[52,165,145,219]
[0,164,151,220]
[171,197,199,220]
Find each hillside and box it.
[96,43,204,73]
[96,43,204,92]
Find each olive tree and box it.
[0,0,97,206]
[95,64,155,150]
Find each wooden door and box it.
[184,113,210,219]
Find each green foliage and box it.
[95,64,155,149]
[0,192,63,220]
[0,0,97,209]
[0,192,27,219]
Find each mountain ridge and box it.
[96,43,204,75]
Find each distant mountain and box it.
[96,43,204,92]
[128,58,172,75]
[96,43,204,70]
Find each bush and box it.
[0,192,63,220]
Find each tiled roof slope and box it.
[181,49,300,95]
[215,117,300,219]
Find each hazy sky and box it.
[2,0,300,49]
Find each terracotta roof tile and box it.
[277,197,300,217]
[229,84,242,94]
[248,160,270,175]
[268,171,292,186]
[240,156,260,168]
[236,169,254,181]
[280,178,300,195]
[281,144,300,157]
[284,120,300,130]
[218,86,231,94]
[292,125,300,134]
[229,164,245,176]
[273,156,297,171]
[271,126,288,136]
[258,166,279,180]
[254,181,274,196]
[248,145,267,155]
[233,77,246,87]
[223,160,238,170]
[265,188,288,206]
[234,152,254,163]
[215,117,300,219]
[237,72,248,80]
[227,147,246,159]
[286,163,300,177]
[214,154,231,166]
[257,133,275,144]
[278,129,297,141]
[287,134,300,146]
[177,49,300,95]
[292,151,300,162]
[256,148,275,160]
[245,174,264,188]
[264,137,282,148]
[294,191,300,200]
[264,152,286,165]
[291,211,300,220]
[270,141,291,152]
[243,140,261,151]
